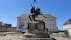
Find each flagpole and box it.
[31,0,37,8]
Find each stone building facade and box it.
[17,13,58,32]
[64,19,71,36]
[0,22,12,32]
[0,22,16,32]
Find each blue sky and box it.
[0,0,71,30]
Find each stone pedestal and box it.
[23,21,50,40]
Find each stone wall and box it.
[0,32,70,40]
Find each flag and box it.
[34,0,36,2]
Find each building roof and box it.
[44,14,56,18]
[18,14,56,18]
[17,14,29,18]
[64,18,71,25]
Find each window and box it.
[19,21,25,31]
